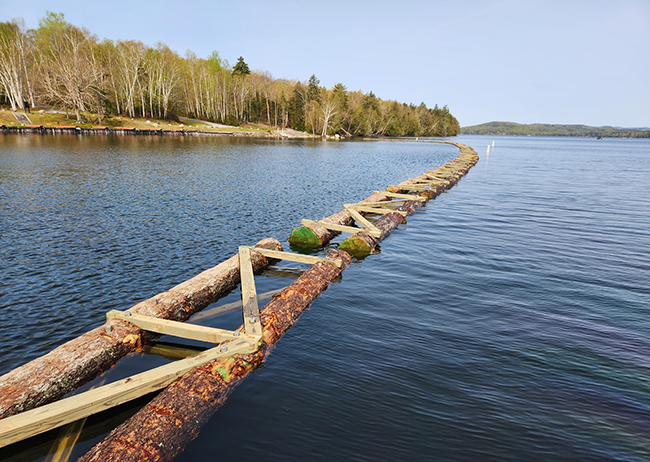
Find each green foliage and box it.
[232,56,250,76]
[2,12,461,137]
[461,121,649,138]
[307,74,320,102]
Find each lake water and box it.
[1,134,649,461]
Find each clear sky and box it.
[2,0,649,127]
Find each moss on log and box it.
[78,250,352,462]
[0,238,283,420]
[288,192,392,247]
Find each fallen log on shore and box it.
[0,238,282,420]
[78,250,351,462]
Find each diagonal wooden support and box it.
[0,339,257,449]
[373,191,427,201]
[343,205,381,234]
[239,247,262,337]
[106,310,259,343]
[355,199,409,207]
[243,246,342,268]
[424,173,448,181]
[300,219,381,238]
[388,184,431,191]
[344,204,407,216]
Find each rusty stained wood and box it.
[244,246,343,268]
[105,310,259,344]
[0,339,257,449]
[239,247,262,338]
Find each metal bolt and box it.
[106,325,113,333]
[124,312,132,317]
[220,345,228,352]
[233,331,240,337]
[249,317,256,323]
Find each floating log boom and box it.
[77,251,351,462]
[0,238,282,420]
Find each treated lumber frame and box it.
[243,246,343,268]
[373,190,427,201]
[0,339,258,448]
[300,218,381,238]
[0,238,283,420]
[78,250,352,462]
[105,310,259,343]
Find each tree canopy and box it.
[0,12,460,136]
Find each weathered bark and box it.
[78,250,352,462]
[0,238,283,420]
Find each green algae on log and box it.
[288,192,393,247]
[0,238,283,420]
[77,250,352,462]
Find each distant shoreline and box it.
[461,121,650,138]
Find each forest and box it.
[0,13,460,137]
[461,121,650,138]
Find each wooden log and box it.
[340,144,479,257]
[0,238,283,420]
[287,192,391,247]
[339,201,421,257]
[77,250,352,462]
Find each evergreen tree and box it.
[307,74,320,102]
[232,56,250,76]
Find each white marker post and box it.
[487,145,490,156]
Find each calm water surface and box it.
[0,134,648,461]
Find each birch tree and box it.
[0,19,33,111]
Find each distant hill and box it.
[461,122,650,138]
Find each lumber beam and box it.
[239,247,262,337]
[105,310,259,343]
[373,190,427,201]
[0,238,282,420]
[0,339,257,449]
[300,219,381,238]
[343,205,381,234]
[388,184,431,191]
[77,251,352,462]
[243,246,343,268]
[344,205,407,216]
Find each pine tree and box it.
[232,56,250,76]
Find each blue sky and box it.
[2,0,648,127]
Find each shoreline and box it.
[0,125,318,139]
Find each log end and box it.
[287,226,323,248]
[339,234,376,258]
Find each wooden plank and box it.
[0,339,256,448]
[424,173,447,180]
[344,205,407,216]
[105,311,259,343]
[388,184,431,191]
[343,206,381,234]
[301,219,382,237]
[239,247,262,337]
[355,199,409,207]
[373,191,427,201]
[244,246,342,268]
